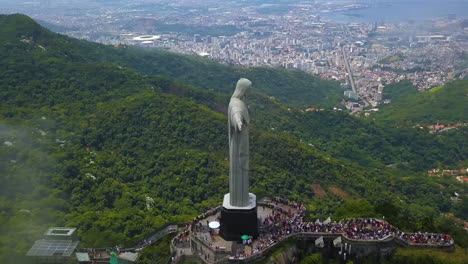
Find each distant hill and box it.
[377,80,468,124]
[0,14,466,262]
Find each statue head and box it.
[232,78,251,99]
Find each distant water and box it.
[320,1,468,23]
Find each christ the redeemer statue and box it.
[228,78,251,207]
[220,78,258,240]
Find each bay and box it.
[320,0,468,23]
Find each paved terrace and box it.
[171,197,455,263]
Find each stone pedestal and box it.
[219,193,259,241]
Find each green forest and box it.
[377,80,468,124]
[0,14,467,263]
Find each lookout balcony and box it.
[171,197,455,263]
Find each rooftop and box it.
[26,239,79,257]
[118,251,139,262]
[27,227,79,257]
[44,227,77,240]
[76,252,90,262]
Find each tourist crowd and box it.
[257,197,453,250]
[173,229,190,247]
[398,232,452,245]
[188,197,454,260]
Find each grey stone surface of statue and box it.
[220,78,258,241]
[228,78,251,207]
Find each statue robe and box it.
[228,97,250,207]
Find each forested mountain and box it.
[0,14,343,108]
[0,14,466,263]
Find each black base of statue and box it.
[219,206,259,241]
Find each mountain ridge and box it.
[0,14,344,107]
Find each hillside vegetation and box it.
[382,80,419,102]
[377,80,468,124]
[0,14,466,263]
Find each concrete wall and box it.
[226,234,454,264]
[190,234,231,263]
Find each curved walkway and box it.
[179,198,454,263]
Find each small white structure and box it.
[315,236,324,248]
[209,221,220,229]
[209,221,220,234]
[132,35,161,41]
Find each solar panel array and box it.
[26,239,79,257]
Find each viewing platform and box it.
[171,197,455,263]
